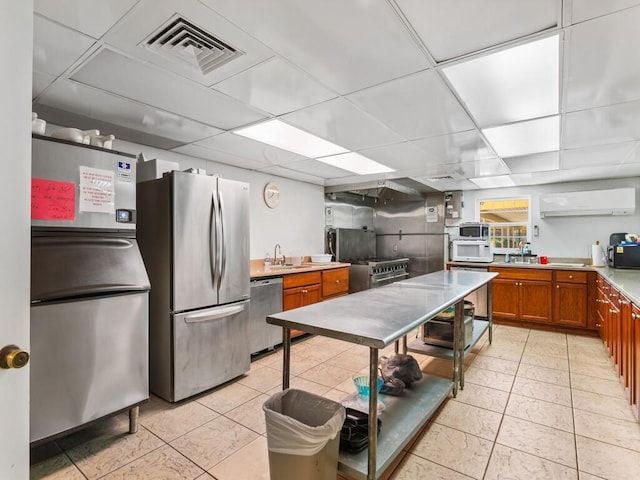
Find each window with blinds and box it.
[479,197,530,252]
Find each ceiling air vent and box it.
[144,16,244,75]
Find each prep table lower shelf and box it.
[338,375,453,480]
[406,319,490,360]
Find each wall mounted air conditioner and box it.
[539,188,636,218]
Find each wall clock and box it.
[263,182,280,208]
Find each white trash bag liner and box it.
[263,389,346,456]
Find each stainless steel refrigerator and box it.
[137,170,250,402]
[30,135,150,443]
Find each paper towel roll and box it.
[592,244,605,267]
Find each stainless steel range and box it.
[349,258,410,293]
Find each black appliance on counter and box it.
[458,222,489,239]
[607,232,640,269]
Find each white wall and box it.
[113,139,326,260]
[461,178,640,258]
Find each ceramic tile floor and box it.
[31,325,640,480]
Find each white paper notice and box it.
[426,206,438,223]
[79,166,115,213]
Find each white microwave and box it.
[451,239,493,263]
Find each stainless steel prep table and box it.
[266,270,497,480]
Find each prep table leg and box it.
[368,347,379,480]
[457,300,465,390]
[128,406,139,434]
[487,281,493,344]
[452,300,464,396]
[282,327,291,389]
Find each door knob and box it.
[0,345,29,369]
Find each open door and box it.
[0,2,32,477]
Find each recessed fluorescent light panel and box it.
[317,152,395,175]
[482,116,560,158]
[234,119,348,158]
[443,35,559,127]
[469,175,516,189]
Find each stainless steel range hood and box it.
[325,178,437,200]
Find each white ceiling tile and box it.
[623,142,640,163]
[483,116,559,158]
[562,142,636,169]
[32,71,56,99]
[442,35,559,127]
[213,58,337,115]
[279,159,353,179]
[503,152,560,173]
[281,98,405,151]
[559,165,627,182]
[172,143,268,170]
[565,6,640,111]
[356,142,435,172]
[571,0,640,24]
[70,48,266,129]
[614,163,640,176]
[34,0,138,39]
[412,131,495,164]
[33,14,96,76]
[509,170,566,187]
[396,0,558,61]
[255,165,325,185]
[101,0,274,86]
[347,69,474,140]
[564,100,640,149]
[38,79,220,143]
[201,0,430,94]
[195,132,309,166]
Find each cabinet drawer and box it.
[489,267,552,282]
[554,270,587,284]
[322,268,349,298]
[283,271,322,289]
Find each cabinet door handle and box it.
[569,275,573,279]
[596,323,601,327]
[302,289,308,294]
[556,285,559,289]
[335,280,340,283]
[609,309,615,313]
[632,313,637,319]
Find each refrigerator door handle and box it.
[183,302,248,323]
[210,191,221,294]
[218,188,227,287]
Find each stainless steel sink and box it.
[268,264,316,271]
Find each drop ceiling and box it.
[32,0,640,191]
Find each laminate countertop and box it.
[448,260,640,307]
[250,261,350,279]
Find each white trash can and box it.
[263,389,346,480]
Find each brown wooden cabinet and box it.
[632,302,640,420]
[283,272,322,337]
[593,275,639,422]
[553,270,588,327]
[281,267,350,337]
[489,267,552,324]
[321,267,349,300]
[594,277,608,340]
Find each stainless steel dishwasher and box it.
[249,278,283,354]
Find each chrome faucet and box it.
[518,241,525,262]
[273,243,284,266]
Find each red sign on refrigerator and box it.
[31,178,76,221]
